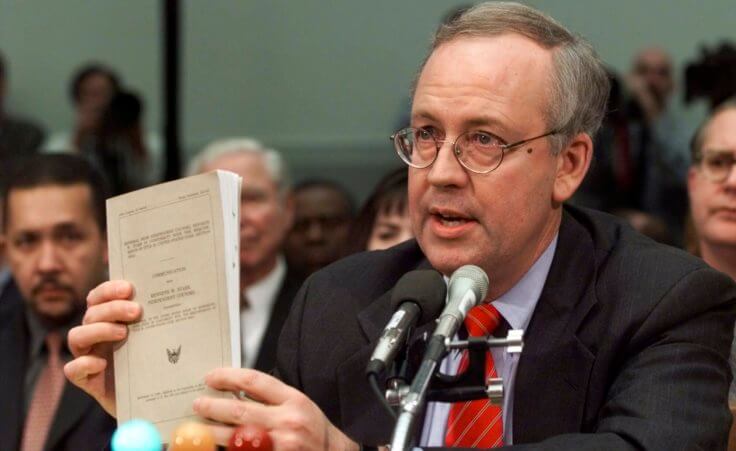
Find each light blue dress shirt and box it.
[419,236,558,447]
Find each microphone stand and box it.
[388,330,523,451]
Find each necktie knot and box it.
[464,303,502,337]
[45,331,63,356]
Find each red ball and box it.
[227,425,273,451]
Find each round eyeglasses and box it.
[697,150,736,183]
[390,127,559,174]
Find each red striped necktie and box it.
[444,303,504,448]
[21,331,66,451]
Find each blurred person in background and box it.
[96,90,163,193]
[345,167,413,253]
[44,63,162,191]
[0,50,45,169]
[0,154,114,450]
[685,98,736,448]
[285,180,354,277]
[188,138,302,371]
[44,63,120,153]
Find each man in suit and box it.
[65,2,736,450]
[0,154,115,450]
[188,138,301,371]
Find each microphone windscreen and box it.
[449,265,489,302]
[390,269,447,325]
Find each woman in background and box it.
[346,167,413,253]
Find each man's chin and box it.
[30,297,79,323]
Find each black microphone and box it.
[366,269,446,376]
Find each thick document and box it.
[107,170,242,439]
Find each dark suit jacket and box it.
[253,267,303,372]
[275,206,736,450]
[0,281,116,451]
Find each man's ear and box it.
[552,132,593,204]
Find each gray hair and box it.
[187,137,291,194]
[690,97,736,163]
[416,1,610,153]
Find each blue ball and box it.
[111,419,162,451]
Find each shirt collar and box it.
[25,302,81,360]
[244,255,286,310]
[492,234,558,330]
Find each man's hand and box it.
[194,368,359,451]
[64,280,141,417]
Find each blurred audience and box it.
[96,90,163,193]
[285,180,354,277]
[574,47,690,242]
[44,63,121,153]
[346,167,412,253]
[0,50,45,175]
[188,138,301,371]
[0,154,115,450]
[44,63,162,193]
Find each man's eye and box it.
[13,235,37,249]
[707,156,731,168]
[416,127,436,142]
[471,132,501,147]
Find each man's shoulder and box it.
[566,205,731,304]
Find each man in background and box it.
[188,138,301,371]
[285,179,354,277]
[0,154,114,450]
[686,99,736,409]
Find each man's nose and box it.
[36,241,62,273]
[305,220,324,242]
[426,140,469,188]
[723,162,736,189]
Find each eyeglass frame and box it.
[389,127,560,174]
[693,149,736,183]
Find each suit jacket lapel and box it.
[0,286,28,450]
[512,209,599,443]
[44,383,96,450]
[336,256,436,444]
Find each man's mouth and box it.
[428,207,476,237]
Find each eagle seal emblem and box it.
[167,345,182,364]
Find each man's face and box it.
[409,35,564,295]
[632,48,673,107]
[688,108,736,250]
[3,184,107,323]
[201,153,293,282]
[285,186,352,275]
[76,73,116,130]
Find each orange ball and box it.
[169,421,216,451]
[227,425,273,451]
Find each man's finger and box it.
[64,354,107,387]
[68,323,126,357]
[205,368,300,406]
[82,300,141,325]
[87,280,134,306]
[193,396,275,429]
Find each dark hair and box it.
[69,63,121,104]
[345,167,408,254]
[293,179,355,215]
[2,154,110,233]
